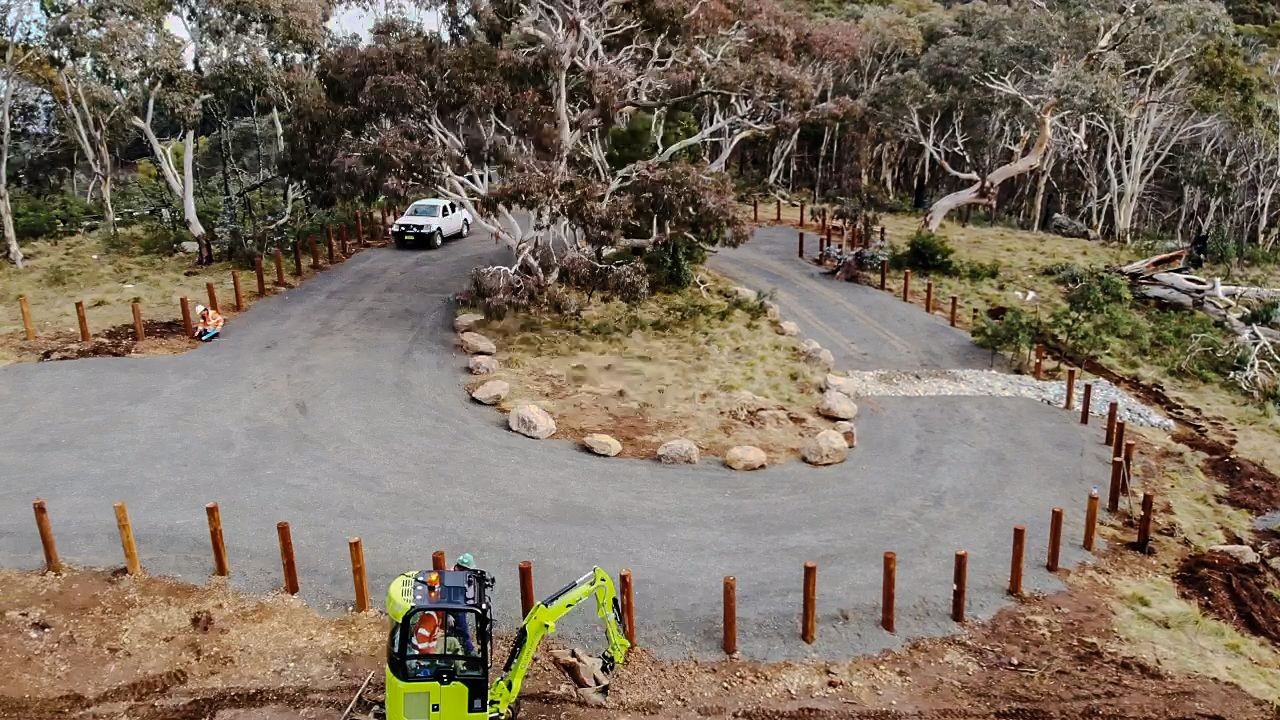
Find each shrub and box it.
[1048,269,1135,360]
[889,230,955,275]
[644,237,707,291]
[959,259,1001,281]
[973,306,1037,368]
[1242,300,1280,327]
[1041,261,1085,285]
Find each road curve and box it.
[0,229,1107,660]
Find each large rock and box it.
[824,373,856,394]
[179,241,200,254]
[583,433,622,457]
[459,331,497,355]
[454,313,484,332]
[804,347,835,370]
[802,430,849,466]
[833,420,857,448]
[763,301,781,321]
[732,286,758,303]
[468,355,498,375]
[800,338,821,353]
[657,438,700,464]
[1208,544,1260,564]
[471,380,509,405]
[724,445,767,471]
[818,390,858,420]
[776,320,800,336]
[508,404,556,438]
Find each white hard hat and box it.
[194,304,207,315]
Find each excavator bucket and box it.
[548,648,611,706]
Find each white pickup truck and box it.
[391,198,473,249]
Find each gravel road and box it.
[0,227,1111,660]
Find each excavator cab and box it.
[385,565,629,720]
[385,569,495,720]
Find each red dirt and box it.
[1174,550,1280,645]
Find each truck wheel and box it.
[430,230,444,249]
[460,220,470,238]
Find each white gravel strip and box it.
[827,369,1174,431]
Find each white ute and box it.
[391,198,472,249]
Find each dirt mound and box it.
[1197,454,1280,515]
[39,336,135,361]
[1175,550,1280,644]
[36,320,193,362]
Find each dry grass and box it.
[1131,428,1255,549]
[474,275,830,460]
[1110,575,1280,705]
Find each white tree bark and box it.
[57,71,119,237]
[0,39,24,267]
[130,85,210,260]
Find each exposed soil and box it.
[1174,550,1280,645]
[3,566,1272,720]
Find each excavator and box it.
[381,564,630,720]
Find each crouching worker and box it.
[193,304,224,341]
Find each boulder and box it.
[776,320,800,336]
[804,347,835,370]
[454,313,484,332]
[724,445,767,471]
[802,430,849,466]
[824,373,855,394]
[583,433,622,457]
[1208,544,1260,564]
[763,301,781,321]
[178,241,200,254]
[508,404,556,439]
[468,355,498,375]
[732,286,758,303]
[818,390,858,420]
[757,409,793,427]
[657,438,700,464]
[459,331,497,355]
[800,339,821,353]
[471,380,509,405]
[833,421,857,448]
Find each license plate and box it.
[404,234,416,239]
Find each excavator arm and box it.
[487,567,630,718]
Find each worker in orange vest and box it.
[193,304,224,341]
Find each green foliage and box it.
[644,237,708,291]
[605,111,701,169]
[1139,309,1235,383]
[12,194,93,240]
[1243,300,1280,327]
[889,230,955,275]
[1048,269,1135,360]
[973,307,1037,364]
[1042,261,1085,285]
[957,259,1000,281]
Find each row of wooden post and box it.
[27,498,642,644]
[13,215,383,344]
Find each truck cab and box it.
[392,199,473,249]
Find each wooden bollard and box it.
[949,296,958,327]
[432,550,447,571]
[75,300,90,341]
[254,253,266,297]
[18,295,35,340]
[231,271,244,311]
[752,198,758,222]
[339,224,350,255]
[276,521,299,595]
[775,198,781,222]
[1064,368,1077,410]
[902,270,911,303]
[1047,507,1064,572]
[825,225,832,250]
[798,231,804,259]
[925,280,934,313]
[799,202,806,226]
[1108,456,1125,513]
[1104,401,1119,445]
[723,576,737,655]
[518,560,535,618]
[881,552,896,633]
[801,561,817,644]
[326,225,337,260]
[620,569,636,646]
[205,502,229,576]
[180,297,193,338]
[113,501,142,576]
[357,214,366,247]
[380,206,388,226]
[32,499,62,573]
[349,537,370,612]
[879,259,887,290]
[131,302,145,341]
[1033,355,1044,380]
[309,235,320,269]
[951,550,968,623]
[880,226,886,243]
[1009,526,1025,596]
[1080,383,1093,424]
[1084,488,1099,552]
[971,307,979,326]
[292,239,304,277]
[206,282,219,313]
[273,249,286,286]
[326,232,336,264]
[1112,421,1127,459]
[1137,493,1155,552]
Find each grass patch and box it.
[476,273,828,459]
[1112,576,1280,705]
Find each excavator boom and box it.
[487,567,630,718]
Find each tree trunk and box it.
[0,185,20,268]
[181,129,212,264]
[1030,148,1054,232]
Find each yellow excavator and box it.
[382,565,630,720]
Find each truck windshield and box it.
[409,204,441,218]
[393,608,486,680]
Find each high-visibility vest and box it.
[411,612,441,654]
[198,309,225,331]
